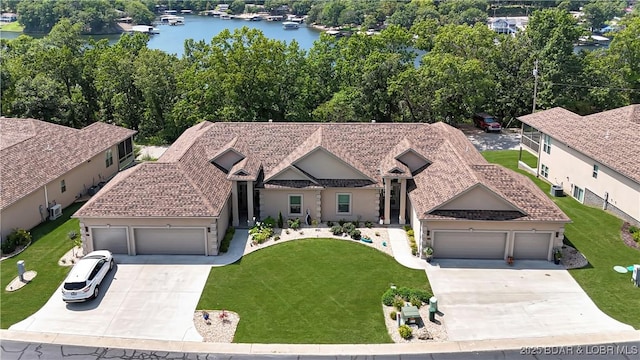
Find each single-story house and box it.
[1,13,17,22]
[0,118,136,242]
[519,105,640,226]
[75,122,570,260]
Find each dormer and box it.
[396,148,430,174]
[211,148,245,173]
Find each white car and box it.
[61,250,114,302]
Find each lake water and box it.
[0,14,321,56]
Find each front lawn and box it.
[0,22,23,32]
[0,202,82,329]
[199,238,430,343]
[484,150,640,329]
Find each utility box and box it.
[429,296,438,312]
[17,260,25,282]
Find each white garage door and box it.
[434,231,507,259]
[513,233,551,260]
[134,228,206,255]
[92,227,128,254]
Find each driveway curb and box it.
[1,329,638,355]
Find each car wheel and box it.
[93,286,99,299]
[484,127,489,133]
[109,259,114,271]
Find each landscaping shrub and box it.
[350,229,361,240]
[311,219,319,227]
[397,287,411,300]
[354,219,360,228]
[331,225,343,235]
[634,231,640,243]
[277,212,284,229]
[381,288,398,306]
[342,222,355,234]
[327,220,334,227]
[630,225,639,234]
[390,311,397,321]
[67,230,78,240]
[410,296,422,308]
[274,235,280,241]
[406,229,414,237]
[398,325,413,339]
[338,219,346,226]
[288,218,301,230]
[2,228,32,254]
[409,289,432,303]
[220,227,235,253]
[392,296,405,311]
[263,216,276,228]
[365,221,373,228]
[403,225,411,232]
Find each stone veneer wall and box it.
[584,188,639,227]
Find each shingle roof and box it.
[75,122,569,222]
[518,105,640,184]
[0,118,136,209]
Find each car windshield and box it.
[64,281,86,290]
[485,118,497,123]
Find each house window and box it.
[337,193,351,214]
[105,149,113,168]
[592,164,599,178]
[542,134,552,154]
[60,180,66,193]
[572,186,584,202]
[288,194,302,215]
[541,164,549,178]
[118,137,133,161]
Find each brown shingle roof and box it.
[76,122,569,222]
[518,105,640,184]
[0,118,136,209]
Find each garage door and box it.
[134,228,206,255]
[433,231,507,259]
[92,227,128,254]
[513,233,551,260]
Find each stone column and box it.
[315,191,322,221]
[384,178,391,225]
[399,178,407,225]
[232,181,239,227]
[247,181,254,226]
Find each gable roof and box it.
[75,122,568,223]
[518,105,640,184]
[0,118,136,210]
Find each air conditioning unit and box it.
[550,185,564,197]
[49,204,62,221]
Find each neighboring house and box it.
[519,105,640,226]
[0,118,136,242]
[1,13,17,22]
[75,122,569,261]
[489,18,517,34]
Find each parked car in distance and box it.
[61,250,114,302]
[473,113,502,132]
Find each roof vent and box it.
[371,120,376,123]
[268,119,273,123]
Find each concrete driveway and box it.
[10,262,211,342]
[426,260,635,341]
[460,125,521,151]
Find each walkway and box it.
[387,227,426,270]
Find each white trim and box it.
[336,192,352,215]
[288,194,303,216]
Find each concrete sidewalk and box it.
[387,227,426,270]
[1,329,638,355]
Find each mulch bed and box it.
[620,222,640,251]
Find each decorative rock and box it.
[416,328,432,340]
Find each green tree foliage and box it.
[582,0,625,31]
[229,0,246,15]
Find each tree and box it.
[582,0,625,31]
[229,0,245,15]
[607,16,640,103]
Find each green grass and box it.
[519,150,538,169]
[484,150,640,329]
[0,202,83,329]
[199,239,430,343]
[0,22,23,32]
